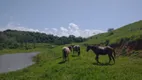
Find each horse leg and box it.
[63,51,68,61]
[95,55,99,63]
[78,48,80,56]
[62,51,65,61]
[67,54,69,61]
[73,50,74,54]
[110,53,115,64]
[108,54,112,63]
[78,51,80,56]
[65,53,68,61]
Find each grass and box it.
[0,45,142,80]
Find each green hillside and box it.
[85,20,142,45]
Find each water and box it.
[0,52,39,73]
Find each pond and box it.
[0,52,39,73]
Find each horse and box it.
[72,45,80,56]
[62,46,71,61]
[86,45,116,64]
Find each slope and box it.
[85,20,142,47]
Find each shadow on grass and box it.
[58,61,66,64]
[92,62,114,66]
[55,57,62,59]
[71,55,78,57]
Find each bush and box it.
[129,51,140,58]
[105,39,110,46]
[9,42,20,49]
[108,32,114,36]
[121,47,127,56]
[0,43,3,50]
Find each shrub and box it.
[108,31,114,36]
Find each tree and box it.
[1,29,87,48]
[107,28,114,36]
[68,35,75,42]
[4,38,19,49]
[108,28,114,32]
[0,32,8,49]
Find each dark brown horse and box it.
[72,45,80,56]
[86,45,116,64]
[62,46,71,61]
[68,45,80,56]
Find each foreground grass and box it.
[0,45,142,80]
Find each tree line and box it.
[0,29,87,49]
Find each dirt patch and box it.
[109,39,142,56]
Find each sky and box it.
[0,0,142,37]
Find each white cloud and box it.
[68,23,79,30]
[44,28,48,30]
[60,27,68,32]
[0,22,105,38]
[52,28,57,31]
[0,22,39,32]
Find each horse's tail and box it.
[108,46,116,58]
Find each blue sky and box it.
[0,0,142,37]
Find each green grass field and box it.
[0,45,142,80]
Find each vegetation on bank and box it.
[0,43,52,55]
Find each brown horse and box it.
[62,46,71,61]
[86,45,116,64]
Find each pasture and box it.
[0,44,142,80]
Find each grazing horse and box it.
[86,45,116,64]
[62,47,71,61]
[72,45,80,56]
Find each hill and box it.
[84,20,142,56]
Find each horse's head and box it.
[86,45,92,52]
[86,45,98,52]
[71,45,74,47]
[68,46,73,51]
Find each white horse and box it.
[62,47,71,61]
